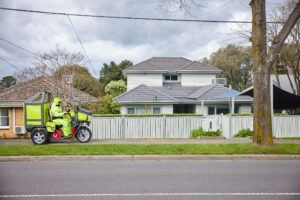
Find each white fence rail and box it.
[91,115,300,139]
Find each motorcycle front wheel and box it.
[76,126,92,143]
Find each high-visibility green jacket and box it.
[50,97,65,118]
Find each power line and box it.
[66,14,97,76]
[0,56,22,72]
[0,36,40,57]
[0,7,284,24]
[0,36,92,76]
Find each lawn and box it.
[0,143,300,156]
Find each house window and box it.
[127,108,135,114]
[217,107,229,115]
[208,107,215,115]
[153,107,161,114]
[0,108,9,128]
[127,106,161,114]
[208,106,239,115]
[164,75,178,81]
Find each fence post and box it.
[163,115,166,138]
[122,116,125,138]
[229,115,232,138]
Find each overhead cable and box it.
[0,7,284,24]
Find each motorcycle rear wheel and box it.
[76,127,92,143]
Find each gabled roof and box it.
[179,61,221,72]
[114,83,253,104]
[0,76,98,105]
[114,84,177,102]
[123,57,221,73]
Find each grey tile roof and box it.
[179,61,221,72]
[125,60,164,71]
[124,57,220,72]
[115,83,253,103]
[0,76,98,103]
[114,84,176,102]
[155,83,198,97]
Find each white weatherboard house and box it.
[114,57,253,115]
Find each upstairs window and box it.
[164,75,178,81]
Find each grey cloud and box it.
[0,0,283,78]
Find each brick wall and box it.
[0,107,28,139]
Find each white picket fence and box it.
[90,115,300,139]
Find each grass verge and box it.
[0,143,300,156]
[276,137,300,140]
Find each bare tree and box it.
[268,0,300,95]
[15,46,84,83]
[250,0,300,145]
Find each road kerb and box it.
[0,154,300,162]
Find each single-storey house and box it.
[0,75,97,138]
[114,57,253,115]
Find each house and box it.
[0,75,98,138]
[114,57,253,115]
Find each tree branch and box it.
[266,1,300,71]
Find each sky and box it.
[0,0,283,79]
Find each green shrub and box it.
[226,113,253,116]
[190,127,222,138]
[274,113,289,116]
[233,128,253,138]
[93,114,203,117]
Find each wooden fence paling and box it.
[91,115,300,139]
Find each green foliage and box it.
[227,113,290,116]
[233,128,253,138]
[99,60,133,87]
[208,44,253,91]
[73,73,104,97]
[105,80,127,97]
[0,76,16,89]
[84,95,120,114]
[93,114,203,117]
[53,65,104,97]
[227,113,253,116]
[274,113,288,116]
[190,127,222,138]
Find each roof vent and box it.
[212,78,227,86]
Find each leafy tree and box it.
[209,45,252,91]
[105,80,127,97]
[53,65,104,97]
[0,76,16,89]
[99,60,132,87]
[86,95,120,114]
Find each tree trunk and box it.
[250,0,274,145]
[250,0,300,145]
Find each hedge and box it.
[226,113,289,116]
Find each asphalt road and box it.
[0,160,300,200]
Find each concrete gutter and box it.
[0,154,300,162]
